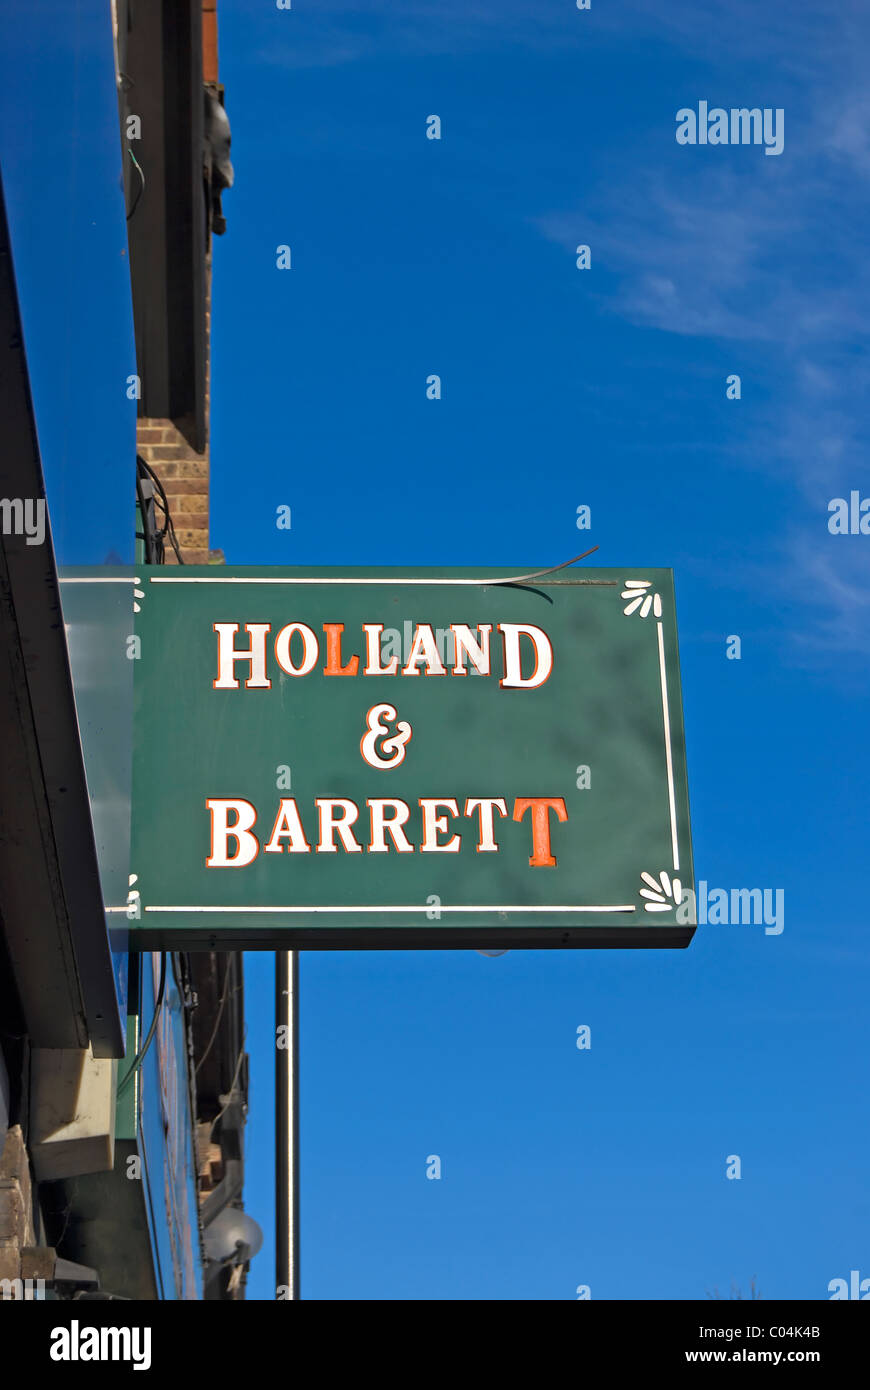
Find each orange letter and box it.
[322,623,359,676]
[512,797,568,867]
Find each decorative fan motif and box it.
[640,869,681,912]
[622,579,662,619]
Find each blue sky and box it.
[213,0,869,1299]
[2,0,868,1300]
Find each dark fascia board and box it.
[125,0,207,452]
[43,1141,159,1301]
[0,170,124,1058]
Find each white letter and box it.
[213,623,271,689]
[450,624,492,675]
[464,798,507,851]
[274,622,319,676]
[419,799,461,852]
[499,624,553,689]
[264,799,311,854]
[367,799,414,853]
[402,624,446,676]
[206,799,259,867]
[316,799,363,853]
[363,623,399,675]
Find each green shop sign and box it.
[130,567,694,949]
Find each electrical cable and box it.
[137,457,186,564]
[207,1042,246,1143]
[135,465,156,563]
[126,147,145,221]
[195,957,234,1075]
[117,953,167,1099]
[488,545,601,585]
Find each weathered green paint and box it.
[131,567,694,948]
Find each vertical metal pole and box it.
[276,949,299,1299]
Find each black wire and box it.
[126,148,145,221]
[137,457,185,564]
[195,957,234,1075]
[136,457,164,562]
[135,466,156,563]
[117,953,167,1099]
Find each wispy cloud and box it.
[531,2,870,658]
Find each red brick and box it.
[166,548,211,565]
[138,446,181,463]
[151,460,209,480]
[164,479,208,496]
[146,444,204,463]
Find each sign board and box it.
[130,567,694,949]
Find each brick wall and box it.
[137,263,224,565]
[133,5,225,566]
[136,416,218,564]
[0,1126,35,1291]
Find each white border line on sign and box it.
[145,904,637,914]
[139,573,681,920]
[656,618,680,873]
[148,576,612,586]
